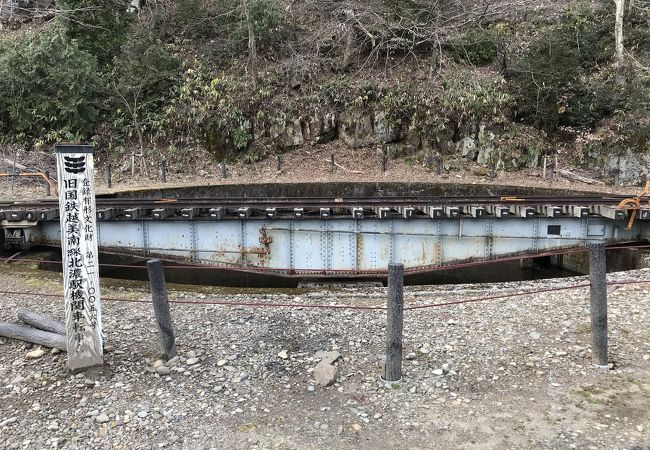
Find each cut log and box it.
[17,308,66,335]
[2,158,28,172]
[0,322,66,351]
[558,169,603,185]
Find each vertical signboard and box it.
[55,144,103,370]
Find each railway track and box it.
[0,193,644,222]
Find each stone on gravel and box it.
[26,349,45,359]
[186,357,200,365]
[156,366,171,376]
[278,350,288,359]
[314,363,338,387]
[315,351,341,365]
[96,414,110,424]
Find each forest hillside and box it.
[1,0,649,183]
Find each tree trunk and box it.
[341,24,354,70]
[614,0,626,84]
[243,0,258,87]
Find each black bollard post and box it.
[383,263,404,381]
[489,161,497,179]
[381,154,387,173]
[160,160,167,183]
[146,259,177,360]
[221,160,227,178]
[434,156,442,176]
[44,170,51,197]
[588,243,608,368]
[425,154,434,171]
[107,164,112,189]
[277,154,282,171]
[330,154,335,172]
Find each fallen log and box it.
[558,169,603,185]
[17,308,66,336]
[0,322,66,351]
[2,158,28,172]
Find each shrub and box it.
[508,3,613,131]
[108,30,181,148]
[0,28,101,142]
[57,0,131,66]
[449,27,506,66]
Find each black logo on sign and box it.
[64,156,86,174]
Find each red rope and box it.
[0,279,648,311]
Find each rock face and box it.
[339,112,375,148]
[603,150,650,185]
[246,108,547,172]
[457,137,477,160]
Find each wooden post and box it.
[383,263,404,381]
[221,160,227,178]
[160,160,167,183]
[542,156,547,180]
[146,259,177,360]
[588,243,608,368]
[11,154,16,194]
[55,144,104,371]
[44,170,51,197]
[107,164,112,189]
[381,154,387,173]
[330,154,335,172]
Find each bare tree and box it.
[243,0,258,87]
[614,0,626,68]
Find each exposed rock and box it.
[339,112,374,148]
[373,111,401,144]
[603,150,650,185]
[306,114,337,144]
[457,137,477,160]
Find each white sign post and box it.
[55,144,103,370]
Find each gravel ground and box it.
[0,263,648,449]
